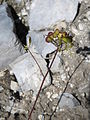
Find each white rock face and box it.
[0,4,24,70]
[58,93,80,109]
[49,53,61,73]
[29,0,79,30]
[29,31,56,58]
[9,48,50,94]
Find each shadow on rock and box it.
[76,46,90,56]
[76,32,90,57]
[6,4,29,46]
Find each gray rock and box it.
[58,93,80,109]
[86,11,90,21]
[10,81,20,92]
[78,22,85,31]
[29,0,79,30]
[9,48,50,94]
[29,31,56,58]
[0,86,4,92]
[0,4,24,70]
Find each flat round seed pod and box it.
[58,33,63,40]
[49,34,54,39]
[45,36,52,43]
[53,29,60,38]
[48,32,53,36]
[62,32,67,37]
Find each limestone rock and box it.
[58,93,80,109]
[0,4,24,70]
[9,48,50,95]
[29,0,79,30]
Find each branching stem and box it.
[28,48,58,120]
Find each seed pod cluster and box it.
[45,29,73,51]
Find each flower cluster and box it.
[45,29,73,51]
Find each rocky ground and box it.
[0,0,90,120]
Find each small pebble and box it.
[46,92,52,99]
[61,74,66,81]
[78,22,84,31]
[55,21,67,29]
[52,93,58,99]
[21,9,27,16]
[52,106,55,111]
[0,118,5,120]
[38,114,44,120]
[66,66,70,72]
[10,81,19,92]
[81,93,85,97]
[67,118,70,120]
[0,86,4,92]
[32,96,36,100]
[86,11,90,21]
[50,98,53,101]
[85,56,90,63]
[0,71,5,77]
[71,25,79,35]
[59,108,64,112]
[10,70,14,75]
[52,106,58,112]
[80,40,83,44]
[25,2,30,10]
[59,91,62,94]
[69,83,74,88]
[84,0,89,3]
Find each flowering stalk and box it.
[28,49,44,77]
[28,48,58,120]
